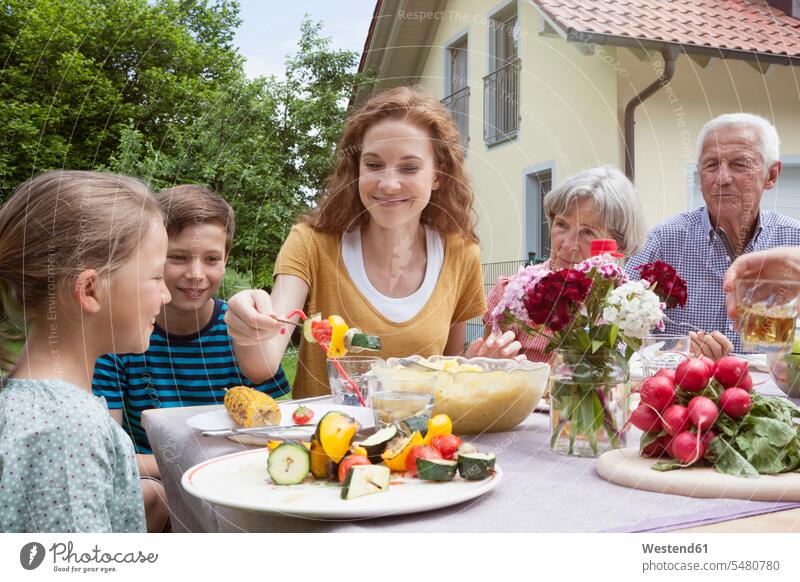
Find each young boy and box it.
[92,185,290,531]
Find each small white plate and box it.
[187,403,375,445]
[736,353,770,373]
[181,448,501,519]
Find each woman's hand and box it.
[465,330,525,360]
[689,330,733,361]
[224,276,309,384]
[224,289,283,347]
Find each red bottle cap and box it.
[590,239,618,256]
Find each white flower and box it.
[602,280,664,338]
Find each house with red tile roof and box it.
[356,0,800,269]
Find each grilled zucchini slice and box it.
[340,464,390,500]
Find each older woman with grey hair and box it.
[483,165,647,361]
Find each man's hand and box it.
[723,246,800,319]
[224,289,284,347]
[465,330,525,361]
[689,330,733,361]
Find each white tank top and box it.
[341,226,444,323]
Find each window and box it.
[493,10,518,67]
[442,35,469,152]
[448,36,468,95]
[525,167,553,262]
[688,159,800,221]
[484,2,520,145]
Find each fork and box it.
[663,315,704,333]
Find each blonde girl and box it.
[0,171,171,532]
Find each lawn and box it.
[278,346,298,400]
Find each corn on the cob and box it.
[224,386,281,428]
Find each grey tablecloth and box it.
[142,379,800,533]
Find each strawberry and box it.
[292,405,314,425]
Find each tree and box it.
[1,1,372,286]
[106,17,372,287]
[0,0,242,196]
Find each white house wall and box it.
[617,49,800,228]
[416,0,620,262]
[411,1,800,262]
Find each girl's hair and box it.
[156,184,236,254]
[301,86,479,243]
[0,170,161,373]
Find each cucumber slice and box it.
[457,441,479,456]
[416,458,458,481]
[457,453,496,481]
[347,330,381,352]
[353,425,398,464]
[401,415,429,437]
[302,313,322,344]
[267,442,311,485]
[341,464,390,500]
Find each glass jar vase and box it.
[549,349,631,458]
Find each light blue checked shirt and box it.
[626,207,800,352]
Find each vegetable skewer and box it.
[280,309,367,406]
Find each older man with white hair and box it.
[627,113,800,358]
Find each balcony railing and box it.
[441,86,470,152]
[483,58,520,145]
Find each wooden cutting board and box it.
[596,448,800,501]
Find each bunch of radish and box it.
[631,355,753,466]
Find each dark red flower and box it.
[636,261,688,308]
[523,269,593,331]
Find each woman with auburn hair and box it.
[226,86,521,399]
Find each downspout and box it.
[624,46,680,181]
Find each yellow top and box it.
[274,223,486,399]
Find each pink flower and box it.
[490,265,552,330]
[575,254,628,284]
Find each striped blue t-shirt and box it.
[91,298,290,454]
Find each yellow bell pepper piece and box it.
[326,315,349,359]
[381,431,423,471]
[423,414,453,445]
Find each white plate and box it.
[736,353,770,373]
[181,448,502,519]
[187,404,375,445]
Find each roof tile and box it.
[533,0,800,59]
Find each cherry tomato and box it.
[405,445,442,475]
[338,454,371,484]
[292,405,314,425]
[311,321,332,344]
[431,434,463,459]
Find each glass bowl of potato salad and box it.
[369,356,550,434]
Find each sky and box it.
[233,0,377,79]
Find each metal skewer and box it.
[272,316,302,327]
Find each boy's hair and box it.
[0,170,161,372]
[155,185,235,254]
